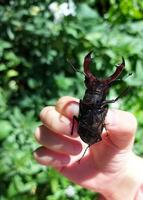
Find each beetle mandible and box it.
[71,51,126,159]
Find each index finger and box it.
[56,96,79,119]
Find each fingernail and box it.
[33,150,53,162]
[105,109,117,127]
[68,103,79,116]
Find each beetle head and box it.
[84,52,125,90]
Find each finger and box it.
[56,96,79,119]
[35,125,82,155]
[34,146,70,167]
[40,106,72,136]
[103,109,137,149]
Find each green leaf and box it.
[0,120,13,140]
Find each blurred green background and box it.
[0,0,143,199]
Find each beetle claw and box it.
[122,56,125,66]
[85,50,93,59]
[84,51,96,79]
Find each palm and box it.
[57,134,132,192]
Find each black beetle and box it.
[70,51,126,159]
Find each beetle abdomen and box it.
[78,122,103,145]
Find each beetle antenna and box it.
[67,59,87,77]
[78,145,90,163]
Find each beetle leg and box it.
[78,144,91,163]
[78,135,103,163]
[101,87,129,107]
[71,115,79,136]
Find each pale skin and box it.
[34,96,143,200]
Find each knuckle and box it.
[56,96,72,108]
[40,106,54,121]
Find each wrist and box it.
[100,154,143,200]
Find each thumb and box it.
[103,109,137,149]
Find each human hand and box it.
[34,96,143,200]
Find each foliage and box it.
[0,0,143,199]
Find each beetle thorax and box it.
[84,79,109,105]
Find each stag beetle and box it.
[70,51,126,159]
